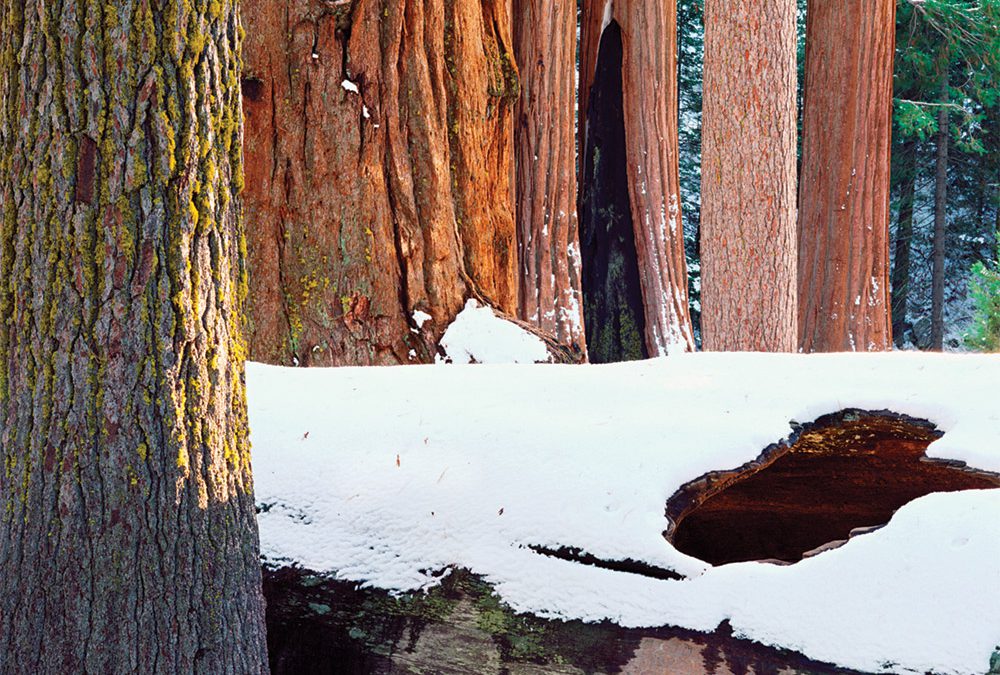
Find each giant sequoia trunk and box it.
[578,0,694,362]
[513,0,586,352]
[242,0,519,366]
[0,1,268,671]
[797,0,895,352]
[700,0,798,352]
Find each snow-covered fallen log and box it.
[249,353,1000,674]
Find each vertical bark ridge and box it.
[513,0,586,350]
[243,0,518,366]
[700,0,798,352]
[797,0,895,352]
[0,0,268,671]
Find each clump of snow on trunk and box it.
[437,299,552,364]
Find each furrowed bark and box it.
[242,0,519,366]
[0,0,268,671]
[797,0,895,352]
[578,0,694,360]
[700,0,798,352]
[513,0,586,351]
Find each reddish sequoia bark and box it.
[797,0,895,352]
[578,0,694,358]
[0,0,267,670]
[243,0,519,366]
[513,0,586,351]
[700,0,798,352]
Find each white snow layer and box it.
[436,299,551,364]
[249,353,1000,675]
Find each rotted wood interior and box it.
[666,409,1000,566]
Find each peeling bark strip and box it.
[242,0,519,366]
[797,0,895,353]
[0,1,268,671]
[579,0,694,359]
[665,410,1000,566]
[700,0,798,352]
[512,0,586,352]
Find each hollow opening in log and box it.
[579,21,647,364]
[665,409,1000,566]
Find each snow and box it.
[250,352,1000,675]
[435,299,551,364]
[411,309,432,329]
[341,79,359,94]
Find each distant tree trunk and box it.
[700,0,798,352]
[578,0,695,362]
[892,141,918,348]
[513,0,586,352]
[243,0,519,366]
[931,74,950,351]
[984,106,1000,260]
[0,1,268,671]
[797,0,895,352]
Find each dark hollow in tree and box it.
[579,22,648,363]
[578,0,695,358]
[666,410,1000,566]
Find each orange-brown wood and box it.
[242,0,518,366]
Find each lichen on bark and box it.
[0,0,268,670]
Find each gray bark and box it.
[892,141,917,348]
[931,75,949,350]
[0,1,268,671]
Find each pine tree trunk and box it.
[797,0,895,352]
[242,0,519,366]
[931,76,949,351]
[513,0,586,352]
[0,1,268,671]
[892,141,918,348]
[700,0,798,352]
[578,0,695,361]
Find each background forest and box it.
[677,0,1000,351]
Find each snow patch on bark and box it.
[412,310,432,329]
